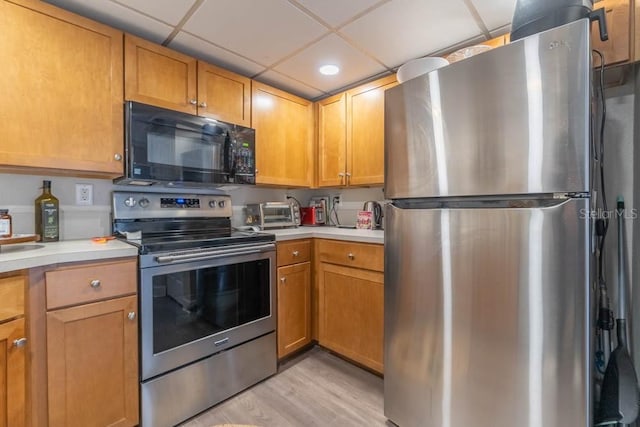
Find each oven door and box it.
[140,244,275,381]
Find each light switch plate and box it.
[75,183,93,205]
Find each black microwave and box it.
[115,101,256,186]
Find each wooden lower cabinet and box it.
[0,318,26,427]
[277,240,312,359]
[318,262,384,373]
[46,296,138,427]
[277,262,311,358]
[0,272,27,427]
[316,239,384,373]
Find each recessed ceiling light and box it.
[319,64,340,76]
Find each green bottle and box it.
[35,180,59,242]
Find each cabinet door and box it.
[318,262,384,373]
[198,62,251,126]
[0,318,26,427]
[592,0,631,67]
[317,93,347,187]
[277,262,311,358]
[346,75,398,186]
[252,81,313,187]
[0,0,124,176]
[47,296,138,427]
[125,34,197,114]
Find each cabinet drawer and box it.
[46,259,137,310]
[0,274,25,323]
[277,240,311,266]
[316,239,383,272]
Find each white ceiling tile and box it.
[112,0,196,26]
[340,0,482,69]
[292,0,385,27]
[44,0,173,43]
[170,32,267,77]
[183,0,329,66]
[256,71,325,99]
[273,34,386,93]
[469,0,517,31]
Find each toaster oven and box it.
[245,202,300,229]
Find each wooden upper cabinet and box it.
[592,0,632,67]
[125,35,251,126]
[483,34,508,48]
[317,93,347,187]
[316,75,397,188]
[252,81,313,187]
[346,75,398,187]
[0,0,124,177]
[125,34,198,114]
[198,62,251,126]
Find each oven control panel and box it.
[160,198,201,209]
[113,191,233,220]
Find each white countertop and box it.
[0,239,138,274]
[0,227,382,274]
[270,226,384,244]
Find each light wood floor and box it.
[179,346,392,427]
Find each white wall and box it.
[0,172,385,238]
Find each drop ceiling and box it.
[43,0,517,100]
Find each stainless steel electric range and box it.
[112,190,277,427]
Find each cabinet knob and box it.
[292,250,299,257]
[128,312,136,321]
[13,338,27,348]
[199,102,207,108]
[114,153,122,161]
[347,253,355,260]
[338,172,345,177]
[90,279,101,288]
[189,99,197,105]
[280,277,286,283]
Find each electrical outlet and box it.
[75,183,93,205]
[331,194,341,207]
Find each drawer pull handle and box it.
[292,250,299,257]
[13,338,27,348]
[90,279,101,288]
[348,253,355,260]
[128,312,136,321]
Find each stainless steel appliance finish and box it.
[112,190,276,427]
[385,199,590,427]
[245,201,300,229]
[116,101,256,186]
[385,20,590,200]
[141,332,276,427]
[384,20,592,427]
[363,201,383,229]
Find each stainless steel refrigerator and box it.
[384,19,592,427]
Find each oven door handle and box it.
[155,244,274,264]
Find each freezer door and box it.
[384,199,590,427]
[385,19,590,199]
